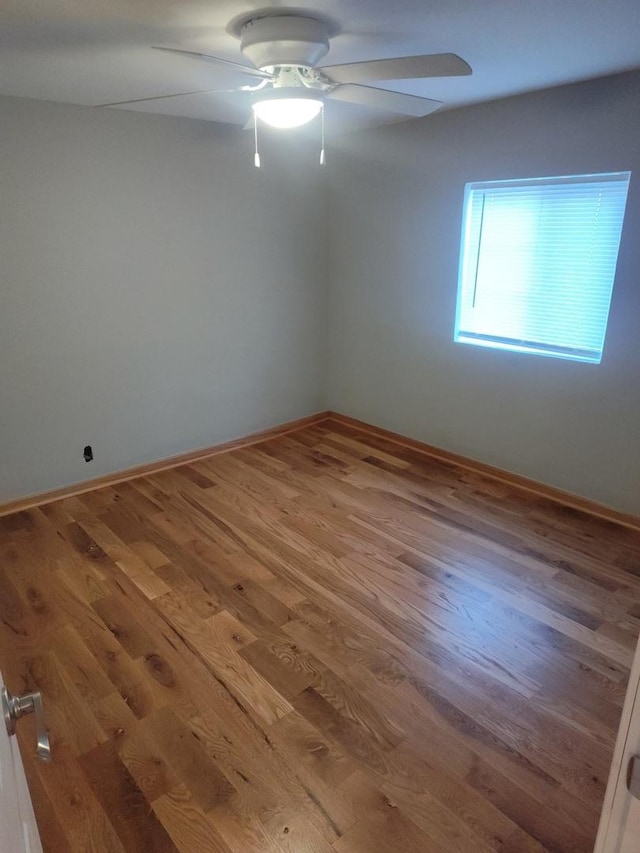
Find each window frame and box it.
[453,171,631,364]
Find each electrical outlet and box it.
[83,445,93,462]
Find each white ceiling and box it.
[1,0,640,132]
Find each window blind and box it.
[455,172,631,363]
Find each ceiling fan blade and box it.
[97,88,243,108]
[321,53,471,85]
[153,46,274,80]
[328,84,442,117]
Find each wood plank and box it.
[151,785,232,853]
[78,740,178,852]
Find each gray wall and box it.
[327,71,640,514]
[0,96,327,502]
[3,72,640,514]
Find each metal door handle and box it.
[628,754,640,799]
[2,686,51,762]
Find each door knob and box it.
[2,686,51,762]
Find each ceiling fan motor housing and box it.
[240,15,330,69]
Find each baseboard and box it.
[325,411,640,533]
[3,407,638,533]
[0,411,330,518]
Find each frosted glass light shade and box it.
[252,97,322,128]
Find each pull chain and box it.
[254,112,261,168]
[320,103,326,166]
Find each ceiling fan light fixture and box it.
[252,92,323,128]
[132,16,472,133]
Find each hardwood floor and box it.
[1,417,639,852]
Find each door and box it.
[595,633,640,852]
[0,671,43,853]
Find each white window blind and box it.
[454,172,631,363]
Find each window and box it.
[454,171,630,363]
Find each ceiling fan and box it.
[101,13,472,132]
